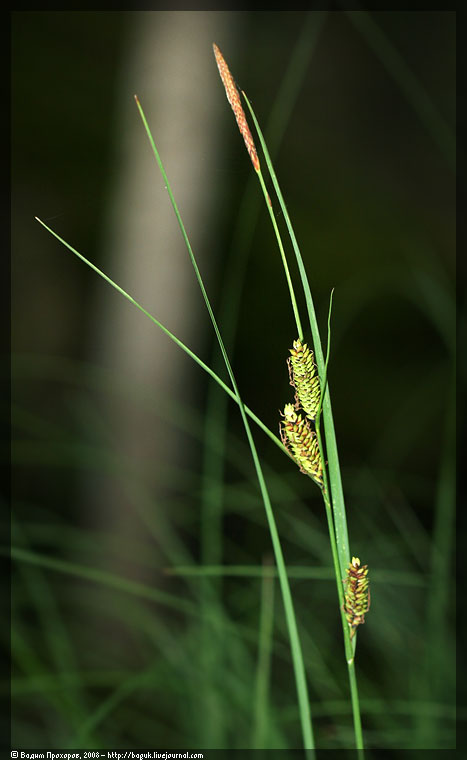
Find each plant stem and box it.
[200,25,324,740]
[37,202,316,755]
[256,167,303,341]
[314,437,364,757]
[243,93,366,754]
[135,97,316,756]
[34,217,285,458]
[243,91,351,579]
[252,555,275,749]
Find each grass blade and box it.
[242,91,351,581]
[242,90,366,756]
[200,20,327,741]
[135,94,316,755]
[252,555,275,748]
[34,217,285,459]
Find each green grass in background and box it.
[11,10,456,751]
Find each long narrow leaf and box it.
[135,95,316,756]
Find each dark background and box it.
[11,10,456,751]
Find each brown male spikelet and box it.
[213,43,260,173]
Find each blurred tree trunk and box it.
[83,11,241,578]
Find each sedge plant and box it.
[200,19,327,746]
[213,44,369,755]
[36,109,317,758]
[35,40,372,753]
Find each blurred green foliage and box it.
[11,11,455,751]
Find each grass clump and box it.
[20,16,454,752]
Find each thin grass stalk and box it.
[10,546,197,615]
[165,565,426,586]
[213,44,303,342]
[12,523,93,739]
[241,92,365,755]
[33,219,337,681]
[213,37,362,745]
[314,296,365,754]
[252,555,275,749]
[242,92,351,581]
[256,169,303,340]
[200,14,325,534]
[317,452,364,756]
[135,97,316,755]
[9,545,279,651]
[208,12,327,362]
[34,218,288,458]
[200,23,325,742]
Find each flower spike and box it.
[213,43,260,173]
[344,557,370,639]
[288,339,321,421]
[280,403,323,487]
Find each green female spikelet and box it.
[344,557,370,639]
[280,403,323,487]
[288,339,321,421]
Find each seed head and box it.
[344,557,370,639]
[280,403,323,487]
[288,339,321,421]
[213,43,260,173]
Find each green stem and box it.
[244,92,365,754]
[34,217,285,458]
[315,288,334,423]
[252,555,275,749]
[199,25,324,740]
[316,453,364,757]
[135,97,316,756]
[256,167,303,341]
[37,206,316,756]
[243,91,351,579]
